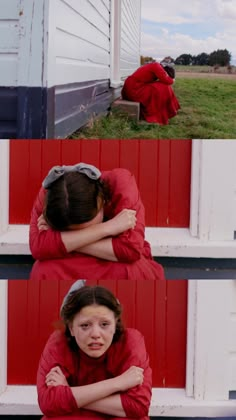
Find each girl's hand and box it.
[45,366,68,387]
[37,214,50,231]
[106,209,137,236]
[115,366,144,391]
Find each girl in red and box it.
[121,61,180,125]
[37,281,152,420]
[29,163,164,281]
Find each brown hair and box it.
[61,285,124,351]
[43,172,110,230]
[162,64,175,79]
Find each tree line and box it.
[141,49,232,66]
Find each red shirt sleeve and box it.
[103,169,146,263]
[152,62,174,85]
[108,329,152,418]
[37,331,79,417]
[29,187,68,260]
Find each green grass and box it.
[70,77,236,139]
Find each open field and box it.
[177,71,236,80]
[175,64,236,75]
[71,69,236,140]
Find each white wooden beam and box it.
[187,280,231,401]
[110,0,122,87]
[191,140,236,241]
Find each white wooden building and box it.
[0,139,236,416]
[0,0,141,138]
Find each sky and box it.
[141,0,236,65]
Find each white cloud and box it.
[141,30,236,61]
[141,0,236,24]
[142,0,213,24]
[141,0,236,62]
[216,0,236,20]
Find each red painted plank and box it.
[165,280,188,387]
[169,140,192,227]
[119,140,140,182]
[153,277,167,386]
[61,140,82,164]
[41,140,62,180]
[80,139,101,167]
[157,140,171,226]
[100,140,120,170]
[7,280,29,383]
[139,140,159,226]
[135,279,156,378]
[9,141,30,224]
[28,141,44,214]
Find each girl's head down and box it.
[61,284,124,357]
[162,64,175,79]
[43,171,110,231]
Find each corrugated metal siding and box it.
[9,139,192,227]
[120,0,141,79]
[0,0,20,86]
[7,278,188,387]
[55,0,111,85]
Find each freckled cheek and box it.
[74,331,89,344]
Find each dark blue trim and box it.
[1,256,236,280]
[0,81,120,139]
[54,80,121,138]
[17,86,48,138]
[1,418,235,420]
[0,87,17,138]
[0,416,236,420]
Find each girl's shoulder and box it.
[101,168,132,183]
[112,328,144,352]
[44,330,73,358]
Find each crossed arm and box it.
[37,208,137,261]
[43,365,144,417]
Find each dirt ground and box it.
[177,71,236,79]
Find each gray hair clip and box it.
[160,60,174,68]
[60,279,86,316]
[42,163,101,189]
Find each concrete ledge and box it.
[145,228,236,258]
[0,225,30,255]
[111,98,140,121]
[0,225,235,259]
[1,386,236,417]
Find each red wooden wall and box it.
[8,139,190,388]
[7,278,187,388]
[9,139,192,227]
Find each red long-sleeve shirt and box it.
[37,328,152,420]
[121,63,180,125]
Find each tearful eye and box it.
[80,324,89,330]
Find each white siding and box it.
[0,0,142,87]
[186,280,234,401]
[0,0,49,87]
[0,0,20,85]
[190,140,236,242]
[54,0,111,85]
[120,0,141,79]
